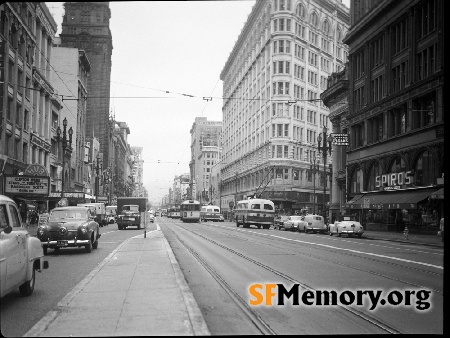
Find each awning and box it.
[430,188,444,200]
[344,188,437,210]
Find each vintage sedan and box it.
[274,215,290,230]
[37,206,101,254]
[282,215,304,232]
[329,215,364,238]
[299,214,328,233]
[1,195,49,298]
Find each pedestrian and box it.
[439,217,444,242]
[395,212,404,233]
[31,210,38,226]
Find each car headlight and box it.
[37,226,47,236]
[80,226,88,234]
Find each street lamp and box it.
[56,117,73,203]
[310,155,319,215]
[317,125,332,221]
[94,154,102,203]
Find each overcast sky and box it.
[46,1,349,206]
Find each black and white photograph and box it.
[0,0,444,335]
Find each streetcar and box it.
[180,200,201,223]
[168,206,180,218]
[235,198,275,229]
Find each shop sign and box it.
[331,133,349,146]
[375,171,413,190]
[4,175,50,196]
[30,134,51,153]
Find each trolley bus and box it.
[180,200,201,222]
[235,198,275,229]
[168,206,180,218]
[200,205,221,222]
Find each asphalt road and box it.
[0,222,157,337]
[160,217,443,335]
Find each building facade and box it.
[59,2,113,172]
[220,0,349,216]
[342,0,444,230]
[1,2,61,212]
[51,42,90,199]
[189,117,222,201]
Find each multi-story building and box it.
[131,146,145,197]
[51,39,90,197]
[220,0,349,216]
[320,64,348,221]
[59,2,113,171]
[171,174,190,205]
[342,0,444,230]
[111,121,131,197]
[189,117,222,201]
[0,2,61,211]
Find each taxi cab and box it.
[0,195,49,297]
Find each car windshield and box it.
[290,216,303,221]
[49,210,87,221]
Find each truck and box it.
[77,202,107,226]
[116,197,148,230]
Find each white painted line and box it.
[211,224,443,270]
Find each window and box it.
[371,74,384,102]
[371,37,384,67]
[273,18,291,32]
[366,162,383,191]
[351,122,364,148]
[296,4,305,18]
[417,44,437,81]
[321,57,330,73]
[294,85,304,99]
[23,109,29,130]
[367,114,383,144]
[295,23,306,39]
[350,167,363,194]
[308,51,318,67]
[391,61,408,93]
[310,12,318,27]
[354,86,365,111]
[277,145,282,158]
[309,31,318,45]
[417,0,437,38]
[412,94,435,130]
[392,18,408,54]
[353,50,365,78]
[413,149,440,187]
[294,64,304,80]
[295,44,305,60]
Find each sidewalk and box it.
[24,228,210,337]
[363,229,444,248]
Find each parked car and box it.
[274,215,290,230]
[299,214,327,233]
[0,195,49,297]
[149,213,155,223]
[282,215,304,231]
[328,215,364,238]
[37,206,101,254]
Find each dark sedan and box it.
[37,207,101,254]
[274,215,290,230]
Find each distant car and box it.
[299,214,327,234]
[149,213,155,223]
[283,215,304,232]
[274,215,290,230]
[106,205,117,224]
[0,195,49,297]
[218,214,225,222]
[37,206,101,254]
[329,215,364,238]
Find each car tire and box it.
[357,234,362,238]
[92,234,99,249]
[304,226,307,233]
[337,233,342,237]
[118,224,123,230]
[85,238,92,253]
[19,268,35,296]
[329,231,333,236]
[236,219,240,227]
[53,247,60,254]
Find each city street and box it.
[161,217,443,335]
[0,218,443,336]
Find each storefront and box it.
[345,187,441,231]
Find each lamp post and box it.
[56,117,73,203]
[317,125,332,221]
[310,155,319,215]
[94,154,102,203]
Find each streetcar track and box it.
[202,222,443,275]
[162,218,403,334]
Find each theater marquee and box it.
[4,175,50,196]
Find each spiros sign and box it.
[375,171,413,190]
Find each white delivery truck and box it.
[77,202,107,226]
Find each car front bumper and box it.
[42,239,91,247]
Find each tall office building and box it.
[59,2,113,168]
[189,117,222,202]
[220,0,349,215]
